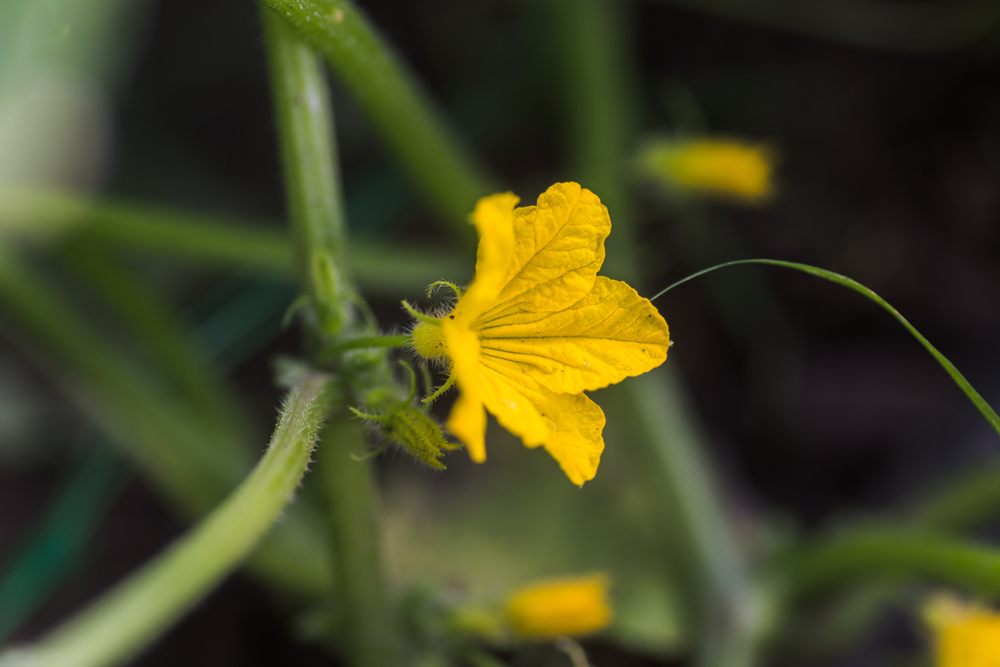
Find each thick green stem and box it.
[264,11,352,341]
[318,415,399,667]
[784,528,1000,601]
[263,10,399,667]
[261,0,495,238]
[0,244,331,600]
[0,373,334,667]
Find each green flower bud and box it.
[350,405,459,469]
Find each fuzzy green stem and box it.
[260,0,495,238]
[0,372,334,667]
[263,11,400,667]
[0,187,470,294]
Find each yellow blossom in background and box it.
[505,574,612,639]
[640,138,775,203]
[409,182,670,485]
[926,594,1000,667]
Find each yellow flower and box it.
[926,594,1000,667]
[640,138,775,203]
[505,573,612,639]
[410,182,670,485]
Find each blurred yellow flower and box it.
[506,574,612,639]
[409,182,670,485]
[640,138,775,203]
[926,594,1000,667]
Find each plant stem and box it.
[261,0,495,238]
[0,245,331,600]
[58,241,248,451]
[263,10,399,667]
[320,334,411,359]
[0,187,292,272]
[550,0,637,280]
[552,1,763,664]
[784,527,1000,601]
[264,10,352,342]
[0,372,334,667]
[603,373,767,667]
[0,246,244,514]
[318,414,400,667]
[910,459,1000,531]
[0,187,470,294]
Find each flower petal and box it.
[506,573,612,638]
[443,321,488,462]
[477,355,604,485]
[478,277,670,394]
[454,192,519,324]
[533,390,605,486]
[483,182,611,315]
[478,364,549,447]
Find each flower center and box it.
[411,320,448,360]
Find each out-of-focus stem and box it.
[0,245,244,514]
[603,373,767,667]
[552,1,764,664]
[0,373,333,667]
[0,187,470,296]
[0,245,332,599]
[784,527,1000,601]
[909,459,1000,532]
[0,188,292,272]
[550,0,636,280]
[59,241,248,450]
[261,0,495,240]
